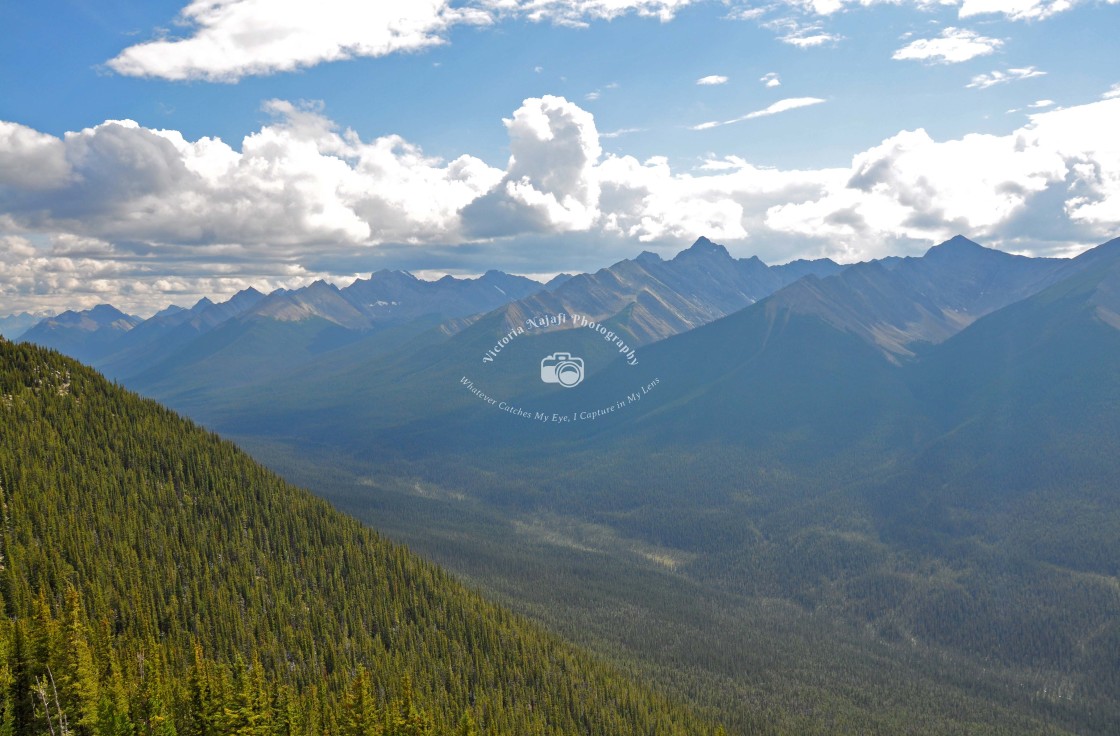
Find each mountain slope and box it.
[97,287,266,379]
[0,312,51,340]
[761,236,1063,361]
[0,338,714,736]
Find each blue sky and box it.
[1,0,1118,314]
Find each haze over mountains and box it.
[12,233,1120,733]
[16,237,843,387]
[0,310,53,340]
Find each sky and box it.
[1,0,1118,316]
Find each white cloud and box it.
[967,66,1047,89]
[595,154,839,243]
[761,72,782,88]
[108,0,703,80]
[763,17,843,48]
[765,98,1120,255]
[780,31,842,47]
[460,95,602,237]
[692,97,827,129]
[893,27,1003,64]
[481,0,701,24]
[697,75,729,85]
[108,1,490,82]
[1104,83,1120,100]
[764,0,1090,22]
[1028,99,1055,108]
[600,127,646,139]
[0,123,71,190]
[104,0,1104,83]
[957,0,1077,20]
[744,97,827,119]
[4,96,1120,312]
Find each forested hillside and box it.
[0,338,717,735]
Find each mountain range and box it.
[18,303,142,363]
[0,310,54,340]
[15,237,842,395]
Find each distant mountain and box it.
[477,236,843,345]
[764,235,1064,361]
[19,303,142,363]
[250,280,371,328]
[19,270,542,385]
[341,268,545,326]
[544,272,574,290]
[18,241,844,388]
[136,237,846,436]
[902,235,1120,487]
[97,287,267,378]
[194,234,1067,450]
[0,311,52,339]
[108,270,546,392]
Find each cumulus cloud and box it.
[0,123,71,190]
[765,98,1120,255]
[697,75,729,85]
[461,95,602,237]
[761,72,782,88]
[4,95,1120,312]
[594,154,839,244]
[0,101,503,252]
[967,66,1047,89]
[893,27,1003,64]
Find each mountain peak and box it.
[676,236,731,260]
[924,235,985,258]
[87,304,130,320]
[367,269,420,284]
[152,304,186,319]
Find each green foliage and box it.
[0,339,715,735]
